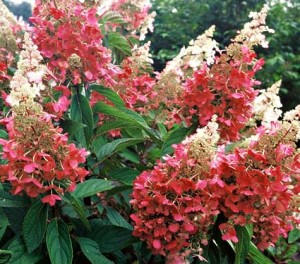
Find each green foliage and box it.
[46,219,73,264]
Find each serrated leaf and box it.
[73,179,117,199]
[161,127,189,156]
[78,237,113,264]
[288,228,300,243]
[248,242,273,264]
[234,225,250,264]
[46,219,73,264]
[106,207,133,230]
[7,238,41,264]
[70,93,94,147]
[62,193,91,231]
[97,138,144,162]
[109,168,139,186]
[23,201,48,253]
[108,32,131,56]
[89,84,125,107]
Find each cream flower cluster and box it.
[7,33,46,106]
[234,4,274,48]
[253,81,283,125]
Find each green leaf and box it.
[0,208,9,241]
[95,120,137,137]
[234,225,250,264]
[46,219,73,264]
[0,129,8,139]
[60,119,86,138]
[100,11,124,24]
[93,102,162,144]
[161,127,189,156]
[108,32,131,56]
[288,228,300,243]
[0,189,25,208]
[89,84,125,107]
[106,207,133,230]
[0,250,12,264]
[23,201,48,253]
[248,242,273,264]
[97,138,144,162]
[73,179,117,199]
[62,193,91,231]
[88,225,133,253]
[109,168,140,186]
[78,237,113,264]
[70,93,94,147]
[7,238,41,264]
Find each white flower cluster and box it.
[234,4,274,48]
[7,33,46,106]
[137,11,156,41]
[253,81,283,125]
[165,26,218,74]
[131,41,153,66]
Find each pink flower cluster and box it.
[131,121,300,260]
[30,0,118,85]
[0,103,89,206]
[179,46,264,141]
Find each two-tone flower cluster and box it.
[0,32,89,206]
[30,0,118,85]
[131,115,300,261]
[131,119,221,262]
[151,5,272,141]
[0,102,89,206]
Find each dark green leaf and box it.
[70,93,94,147]
[46,219,73,264]
[0,208,8,241]
[60,119,86,138]
[78,237,113,264]
[88,225,133,253]
[89,84,125,107]
[108,32,131,56]
[109,168,139,186]
[95,120,137,137]
[106,207,133,230]
[93,102,161,144]
[0,190,26,208]
[97,138,144,162]
[7,238,41,264]
[62,193,91,231]
[161,127,189,156]
[73,179,117,199]
[23,201,48,253]
[234,225,250,264]
[288,228,300,243]
[248,242,273,264]
[0,250,12,264]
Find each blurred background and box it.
[3,0,300,111]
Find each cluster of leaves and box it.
[0,1,299,264]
